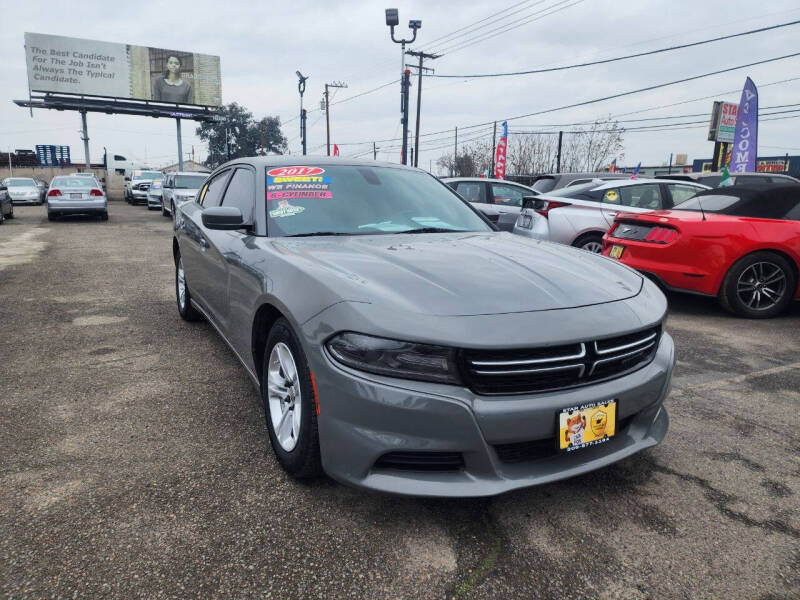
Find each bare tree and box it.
[438,118,625,176]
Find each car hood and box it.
[273,232,642,316]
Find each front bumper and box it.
[309,331,674,497]
[10,194,41,204]
[147,194,163,208]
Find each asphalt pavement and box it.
[1,202,798,599]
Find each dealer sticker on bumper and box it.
[559,401,617,451]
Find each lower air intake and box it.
[373,451,464,472]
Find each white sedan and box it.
[512,178,709,252]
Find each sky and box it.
[1,0,799,174]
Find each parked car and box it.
[125,170,163,205]
[161,171,209,217]
[3,177,43,205]
[34,179,47,202]
[530,172,629,194]
[147,180,164,211]
[173,157,673,497]
[0,182,14,223]
[603,184,800,318]
[513,178,710,252]
[657,171,799,187]
[442,177,537,231]
[46,175,108,221]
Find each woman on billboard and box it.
[152,55,192,103]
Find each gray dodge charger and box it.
[173,157,674,497]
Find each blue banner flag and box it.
[731,77,758,173]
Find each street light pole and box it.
[296,71,309,155]
[385,8,421,165]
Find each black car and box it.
[0,183,15,224]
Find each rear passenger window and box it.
[455,182,485,204]
[618,184,664,209]
[669,184,702,206]
[199,170,230,207]
[221,168,255,224]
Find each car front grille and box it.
[373,451,464,472]
[134,183,150,191]
[461,327,660,395]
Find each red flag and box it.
[494,121,508,180]
[333,144,340,157]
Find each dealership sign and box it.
[708,101,738,143]
[24,33,222,107]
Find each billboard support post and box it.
[176,118,184,171]
[80,110,90,171]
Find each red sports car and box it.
[602,184,800,318]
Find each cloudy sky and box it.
[2,0,799,173]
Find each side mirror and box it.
[202,206,248,230]
[124,176,130,181]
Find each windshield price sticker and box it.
[268,191,332,200]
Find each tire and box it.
[718,251,796,318]
[175,252,201,321]
[7,205,13,219]
[573,232,604,254]
[47,213,56,221]
[100,212,108,221]
[262,318,322,479]
[162,202,169,217]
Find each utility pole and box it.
[373,141,377,160]
[296,71,309,155]
[324,81,347,156]
[79,109,90,171]
[400,69,411,165]
[385,9,421,165]
[490,121,497,178]
[556,130,563,173]
[176,118,184,171]
[453,126,458,176]
[668,152,673,175]
[406,50,439,167]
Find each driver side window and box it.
[199,170,230,207]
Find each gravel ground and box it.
[1,202,798,599]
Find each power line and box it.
[428,20,800,78]
[433,0,586,56]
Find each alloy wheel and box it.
[736,261,786,311]
[267,342,302,452]
[582,240,603,253]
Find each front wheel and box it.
[719,252,796,318]
[175,253,201,321]
[262,318,322,479]
[573,232,604,254]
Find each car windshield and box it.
[7,178,36,187]
[51,177,95,188]
[174,175,207,188]
[134,171,162,180]
[265,165,492,237]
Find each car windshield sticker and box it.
[267,166,331,203]
[269,200,306,218]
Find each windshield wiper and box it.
[284,231,354,237]
[396,227,467,234]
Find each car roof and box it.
[591,177,706,190]
[215,155,420,172]
[170,171,210,176]
[441,177,531,186]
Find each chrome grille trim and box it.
[470,344,586,367]
[594,331,657,355]
[473,363,586,377]
[588,341,656,375]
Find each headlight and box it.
[326,332,461,384]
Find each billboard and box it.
[707,101,738,143]
[24,33,221,107]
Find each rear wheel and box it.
[573,232,604,254]
[175,253,201,321]
[719,252,796,318]
[262,318,322,479]
[162,202,169,216]
[100,212,108,221]
[7,205,13,219]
